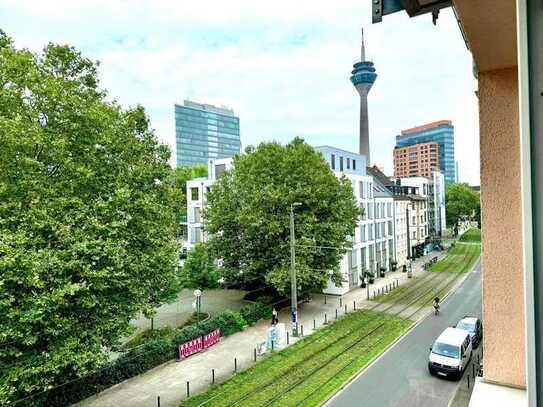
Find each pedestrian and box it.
[271,308,278,325]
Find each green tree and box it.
[0,32,181,404]
[180,243,220,289]
[203,138,361,294]
[445,183,480,227]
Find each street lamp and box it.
[290,202,302,337]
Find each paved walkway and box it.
[77,250,449,407]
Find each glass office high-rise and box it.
[175,100,241,167]
[395,120,456,184]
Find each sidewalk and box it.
[77,250,447,407]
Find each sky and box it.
[0,0,480,185]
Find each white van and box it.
[428,327,472,380]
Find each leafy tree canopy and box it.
[445,183,480,227]
[203,138,361,295]
[0,31,181,404]
[180,243,220,289]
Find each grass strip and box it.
[180,311,408,407]
[429,242,481,274]
[459,228,481,243]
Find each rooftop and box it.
[179,100,235,117]
[401,120,453,135]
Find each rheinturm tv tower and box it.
[350,28,377,163]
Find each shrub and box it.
[240,301,273,326]
[38,309,249,406]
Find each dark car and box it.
[455,317,483,348]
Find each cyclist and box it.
[433,297,440,315]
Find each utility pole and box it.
[290,202,302,337]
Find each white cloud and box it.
[1,1,480,185]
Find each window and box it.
[381,222,385,237]
[368,204,373,220]
[369,224,374,240]
[375,223,380,239]
[191,187,199,201]
[361,203,366,220]
[387,203,392,217]
[190,227,201,243]
[359,181,365,199]
[350,249,357,270]
[340,156,344,171]
[361,224,366,242]
[353,160,356,170]
[215,164,226,178]
[331,154,335,170]
[361,247,366,270]
[347,157,351,169]
[388,221,393,235]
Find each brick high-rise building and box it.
[394,120,455,184]
[393,141,440,178]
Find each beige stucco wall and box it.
[478,67,525,388]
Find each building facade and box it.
[175,100,241,167]
[393,141,440,178]
[184,158,234,250]
[395,120,456,184]
[316,146,395,295]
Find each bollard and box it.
[234,357,237,371]
[254,348,257,362]
[271,341,274,351]
[353,300,356,310]
[335,309,338,319]
[472,363,475,378]
[287,331,290,344]
[325,313,328,324]
[212,368,215,384]
[301,325,304,337]
[187,381,190,398]
[340,297,343,307]
[344,304,347,313]
[313,319,316,330]
[324,295,327,304]
[467,374,470,389]
[157,396,161,407]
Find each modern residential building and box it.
[393,141,440,178]
[375,1,540,404]
[316,146,395,295]
[395,120,456,184]
[175,100,241,167]
[350,28,377,163]
[184,158,234,249]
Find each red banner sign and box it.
[178,329,220,359]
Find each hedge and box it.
[37,309,247,406]
[240,299,273,326]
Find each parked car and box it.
[455,316,483,348]
[428,327,472,380]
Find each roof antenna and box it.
[361,27,366,60]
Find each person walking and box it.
[271,308,278,325]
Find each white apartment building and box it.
[184,158,233,250]
[316,147,394,295]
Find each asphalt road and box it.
[327,261,482,407]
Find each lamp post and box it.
[290,202,302,337]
